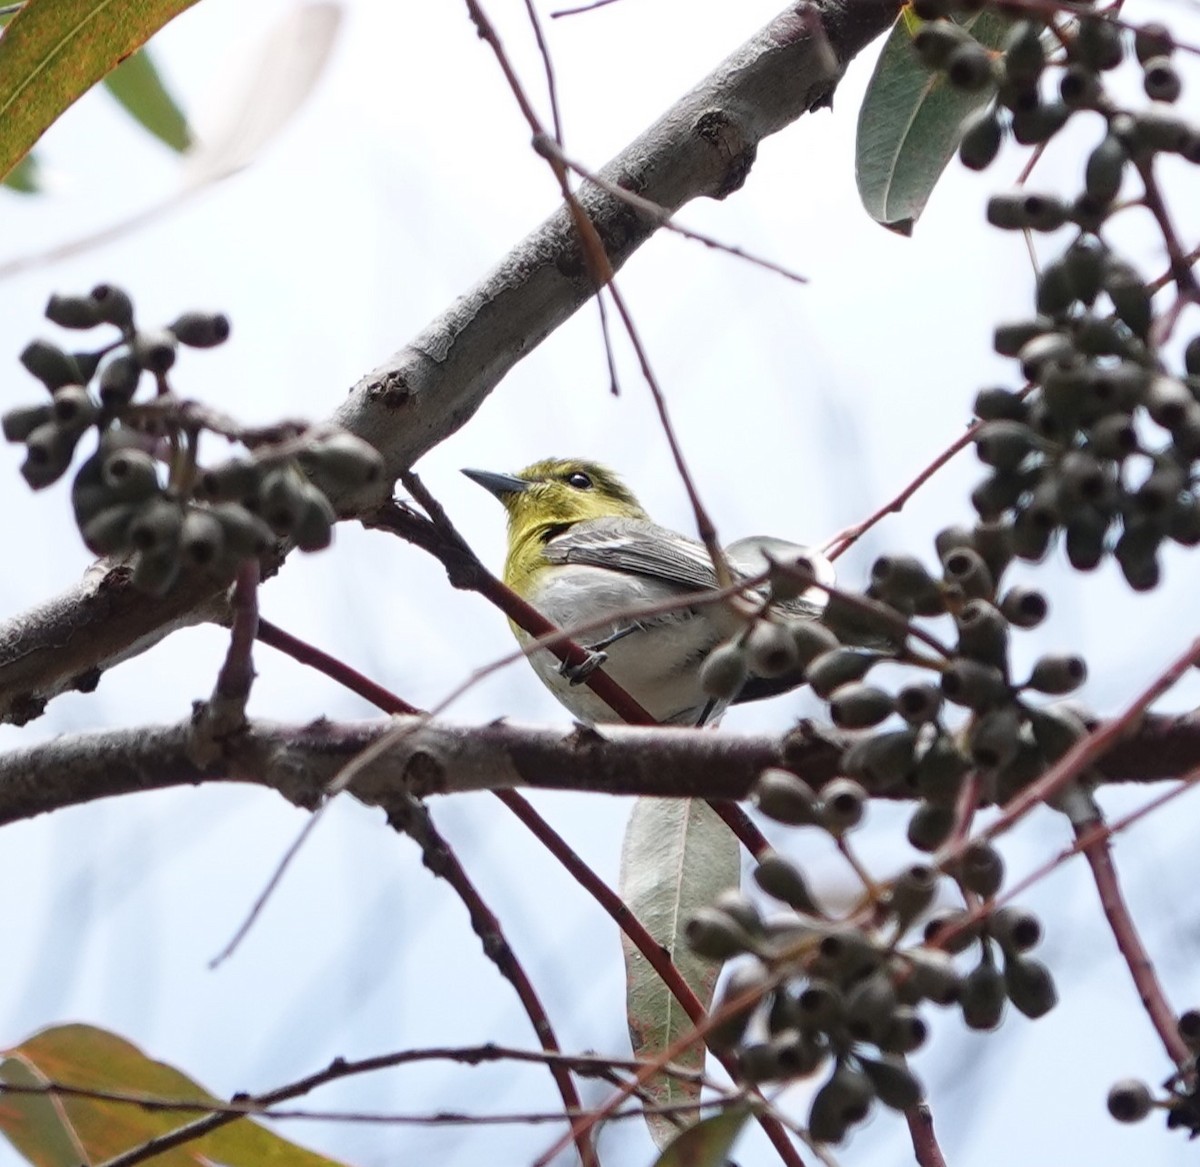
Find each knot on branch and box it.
[695,110,757,197]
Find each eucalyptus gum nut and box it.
[1011,502,1054,561]
[794,980,844,1030]
[975,420,1038,471]
[942,548,993,604]
[1003,952,1058,1017]
[1027,654,1087,695]
[790,620,840,666]
[708,962,771,1050]
[942,658,1008,710]
[179,507,227,570]
[999,585,1047,627]
[1002,21,1045,84]
[908,801,956,853]
[845,971,899,1042]
[1169,495,1200,546]
[986,192,1067,232]
[829,683,895,730]
[914,737,969,805]
[734,1041,778,1079]
[699,640,749,699]
[1018,332,1073,379]
[1114,523,1162,591]
[972,520,1014,582]
[1134,460,1186,517]
[770,1030,826,1078]
[887,863,939,930]
[923,910,982,954]
[913,20,971,69]
[1073,315,1124,357]
[817,1064,875,1131]
[1012,101,1069,147]
[860,1054,922,1110]
[1063,236,1108,304]
[960,959,1007,1030]
[131,329,177,374]
[80,504,140,555]
[1105,263,1152,339]
[901,946,961,1005]
[812,924,884,980]
[959,106,1003,170]
[211,503,275,558]
[90,283,134,329]
[880,1007,928,1054]
[168,312,231,348]
[1142,56,1182,103]
[1130,110,1191,153]
[130,548,181,595]
[257,466,311,536]
[1147,375,1192,429]
[1084,134,1126,205]
[974,386,1027,422]
[128,497,183,555]
[993,317,1052,357]
[20,339,81,391]
[685,906,756,960]
[968,704,1022,771]
[98,353,142,406]
[1028,704,1088,761]
[1060,63,1101,108]
[896,682,943,725]
[840,728,918,786]
[751,767,819,825]
[806,647,875,698]
[806,1081,850,1145]
[101,448,160,500]
[754,851,820,913]
[1065,509,1108,570]
[959,841,1005,898]
[21,422,77,489]
[1057,450,1114,510]
[1108,1079,1154,1123]
[946,42,994,91]
[955,599,1009,667]
[989,905,1043,953]
[870,553,939,605]
[1074,16,1124,70]
[45,293,103,329]
[971,470,1025,520]
[1085,414,1137,459]
[294,485,337,552]
[1135,21,1173,63]
[301,432,385,490]
[745,620,801,678]
[2,403,52,443]
[713,889,765,937]
[1035,261,1075,315]
[819,777,867,834]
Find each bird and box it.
[463,457,835,726]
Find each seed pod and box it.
[98,353,142,406]
[1018,331,1074,379]
[829,683,895,730]
[101,447,161,501]
[80,503,140,555]
[941,548,993,603]
[1104,261,1152,339]
[300,432,385,490]
[708,961,770,1050]
[901,946,961,1005]
[1073,16,1124,70]
[972,520,1015,583]
[986,191,1067,232]
[955,599,1009,668]
[735,1041,779,1080]
[685,906,756,961]
[993,317,1052,357]
[197,457,261,503]
[21,422,78,489]
[870,553,941,608]
[1135,21,1173,63]
[1170,495,1200,546]
[974,387,1028,423]
[794,979,844,1030]
[1057,450,1113,511]
[179,506,227,569]
[989,905,1043,954]
[1065,509,1108,571]
[946,41,994,91]
[960,957,1007,1030]
[1003,951,1057,1017]
[168,311,231,348]
[887,863,939,931]
[1114,521,1161,591]
[1132,456,1183,516]
[971,470,1026,521]
[752,767,819,825]
[813,926,885,980]
[2,403,53,443]
[908,801,956,852]
[90,283,134,329]
[845,971,899,1043]
[20,339,81,391]
[1147,375,1192,430]
[768,1029,826,1078]
[790,620,841,667]
[819,777,867,835]
[896,682,943,726]
[1059,63,1101,108]
[942,658,1008,710]
[754,851,820,913]
[1012,101,1069,147]
[959,106,1004,170]
[1028,704,1088,762]
[128,497,184,556]
[211,503,275,558]
[745,619,800,678]
[860,1054,922,1110]
[1085,134,1126,205]
[998,585,1047,628]
[1026,654,1087,695]
[840,728,918,787]
[913,20,971,69]
[806,647,876,698]
[713,890,764,939]
[914,736,969,806]
[1085,413,1137,459]
[969,704,1022,771]
[294,484,337,552]
[700,641,749,699]
[1011,501,1055,562]
[960,840,1005,897]
[807,1063,873,1145]
[1177,1009,1200,1052]
[1035,260,1075,316]
[132,329,177,374]
[975,420,1038,472]
[131,548,181,595]
[49,385,98,434]
[1003,21,1045,85]
[1142,56,1181,103]
[1107,1079,1153,1123]
[924,909,982,954]
[880,1007,928,1054]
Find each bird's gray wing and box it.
[542,517,721,593]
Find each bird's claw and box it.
[560,649,608,685]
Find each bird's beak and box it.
[461,468,530,498]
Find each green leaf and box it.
[2,150,40,192]
[856,9,1011,233]
[0,1023,351,1167]
[652,1105,752,1167]
[103,46,190,152]
[620,798,739,1150]
[0,0,201,183]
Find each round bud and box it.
[700,641,749,699]
[97,353,142,406]
[754,850,819,913]
[45,292,103,329]
[1028,704,1088,762]
[1177,1009,1200,1052]
[955,599,1009,667]
[80,503,140,555]
[1142,57,1181,103]
[90,284,134,329]
[887,863,939,931]
[751,767,819,826]
[1027,653,1087,694]
[300,432,385,491]
[901,946,961,1005]
[880,1007,928,1055]
[998,585,1047,628]
[959,106,1003,171]
[20,339,80,391]
[179,506,227,570]
[924,909,981,955]
[2,403,53,443]
[294,484,337,552]
[993,317,1052,357]
[50,385,98,433]
[946,41,994,91]
[1002,952,1058,1017]
[959,840,1005,897]
[859,1054,922,1111]
[21,422,78,489]
[975,420,1038,472]
[907,801,956,852]
[102,447,160,501]
[819,777,867,835]
[829,682,895,730]
[1074,17,1124,70]
[989,905,1043,953]
[914,736,969,806]
[1084,134,1126,206]
[789,619,841,667]
[913,20,971,69]
[708,962,769,1051]
[806,647,876,698]
[132,329,177,374]
[128,497,184,556]
[168,311,231,348]
[684,906,756,961]
[942,658,1008,710]
[1108,1079,1153,1123]
[211,503,276,558]
[845,971,899,1043]
[840,728,918,787]
[130,548,181,596]
[745,619,800,678]
[896,682,943,726]
[960,958,1007,1030]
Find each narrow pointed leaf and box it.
[0,1023,350,1167]
[103,46,191,152]
[620,798,739,1149]
[652,1105,752,1167]
[0,0,201,183]
[856,9,1010,232]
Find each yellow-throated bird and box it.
[463,458,835,726]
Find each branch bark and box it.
[0,711,1193,827]
[0,0,903,724]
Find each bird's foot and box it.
[559,649,608,685]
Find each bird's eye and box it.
[566,471,593,489]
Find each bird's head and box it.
[463,459,649,537]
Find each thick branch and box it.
[0,0,903,725]
[0,712,1195,827]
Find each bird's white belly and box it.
[520,564,720,725]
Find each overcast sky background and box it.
[1,1,1199,1165]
